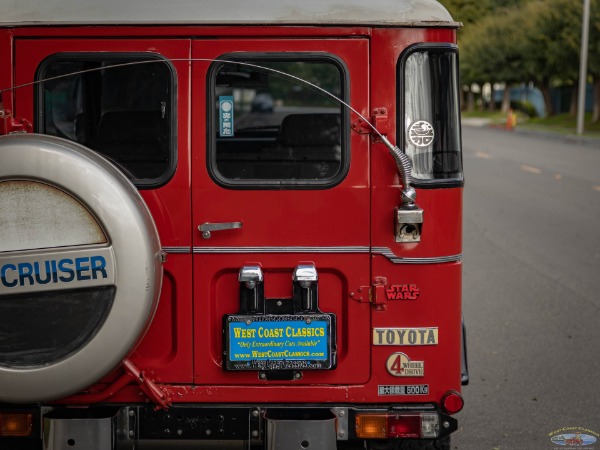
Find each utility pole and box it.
[577,0,591,135]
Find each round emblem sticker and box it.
[408,120,435,147]
[221,100,233,112]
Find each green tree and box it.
[440,0,492,24]
[587,0,600,122]
[440,0,530,23]
[523,0,581,116]
[489,0,527,7]
[456,0,594,117]
[459,6,530,111]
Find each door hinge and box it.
[0,109,33,135]
[350,276,388,311]
[371,276,388,311]
[351,108,389,143]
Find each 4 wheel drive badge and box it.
[385,352,424,377]
[408,120,434,147]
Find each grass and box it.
[526,113,600,137]
[462,110,600,139]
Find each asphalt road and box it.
[452,126,600,450]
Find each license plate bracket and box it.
[223,313,336,371]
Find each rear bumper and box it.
[1,403,458,450]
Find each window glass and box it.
[400,47,463,185]
[38,55,175,185]
[211,58,346,187]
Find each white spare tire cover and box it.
[0,134,162,404]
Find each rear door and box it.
[14,38,194,383]
[191,38,372,385]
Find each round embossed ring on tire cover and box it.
[0,134,162,404]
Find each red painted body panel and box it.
[193,254,372,386]
[6,24,462,410]
[0,30,14,114]
[131,254,194,382]
[190,38,370,246]
[10,25,372,39]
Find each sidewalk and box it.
[461,116,600,148]
[461,117,491,127]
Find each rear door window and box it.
[37,54,176,187]
[208,55,348,188]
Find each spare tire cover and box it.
[0,134,162,404]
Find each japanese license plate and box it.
[223,314,335,371]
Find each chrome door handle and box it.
[199,222,242,239]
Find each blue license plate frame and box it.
[223,314,335,371]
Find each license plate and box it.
[223,314,335,371]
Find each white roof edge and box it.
[0,0,459,28]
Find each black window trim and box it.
[35,52,178,190]
[397,43,464,189]
[207,52,351,190]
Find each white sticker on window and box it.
[407,120,434,147]
[219,96,234,137]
